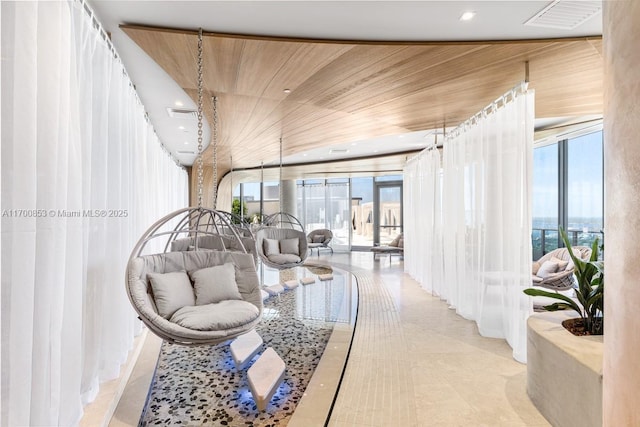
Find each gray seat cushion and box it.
[267,254,301,264]
[170,300,260,331]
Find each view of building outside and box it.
[350,177,374,247]
[378,186,402,245]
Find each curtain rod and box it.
[405,80,529,166]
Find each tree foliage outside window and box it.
[232,198,247,218]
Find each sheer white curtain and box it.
[1,1,188,425]
[404,86,534,362]
[404,148,444,295]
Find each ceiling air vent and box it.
[166,108,198,120]
[329,149,349,154]
[177,150,196,155]
[524,0,602,30]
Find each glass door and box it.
[375,182,403,245]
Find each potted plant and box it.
[524,228,604,335]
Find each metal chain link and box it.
[196,28,204,208]
[279,137,283,218]
[212,95,218,209]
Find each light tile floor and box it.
[84,251,549,426]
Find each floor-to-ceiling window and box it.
[350,177,374,248]
[532,144,559,259]
[374,176,403,246]
[532,128,604,258]
[236,174,403,250]
[567,131,604,248]
[297,179,350,251]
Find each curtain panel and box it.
[404,87,534,362]
[1,1,188,425]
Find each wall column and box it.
[280,180,297,218]
[603,1,640,425]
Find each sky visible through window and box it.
[533,130,603,232]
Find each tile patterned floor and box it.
[326,253,549,427]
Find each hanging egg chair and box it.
[126,207,263,346]
[125,29,260,346]
[254,139,309,270]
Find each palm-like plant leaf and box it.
[523,288,582,314]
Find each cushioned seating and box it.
[531,246,591,291]
[170,300,260,331]
[267,254,301,264]
[255,227,308,269]
[126,250,262,345]
[307,229,333,255]
[371,233,404,263]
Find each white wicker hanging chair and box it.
[126,207,262,346]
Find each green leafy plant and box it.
[524,227,604,335]
[231,199,248,224]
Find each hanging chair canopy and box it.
[217,210,254,238]
[262,212,304,232]
[126,207,262,346]
[131,207,256,261]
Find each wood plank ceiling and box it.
[122,25,603,185]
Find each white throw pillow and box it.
[550,256,569,271]
[263,238,280,257]
[148,271,195,319]
[280,238,299,255]
[189,263,242,305]
[537,260,560,279]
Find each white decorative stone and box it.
[247,347,286,411]
[299,277,316,285]
[230,330,263,369]
[265,284,285,295]
[283,280,299,290]
[318,273,334,281]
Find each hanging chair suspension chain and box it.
[279,137,283,216]
[212,95,219,209]
[196,28,204,208]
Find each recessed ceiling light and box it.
[283,89,291,94]
[175,101,184,107]
[373,150,379,153]
[303,153,308,157]
[351,142,358,146]
[178,125,185,130]
[460,11,476,21]
[184,141,189,145]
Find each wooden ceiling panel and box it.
[122,25,603,186]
